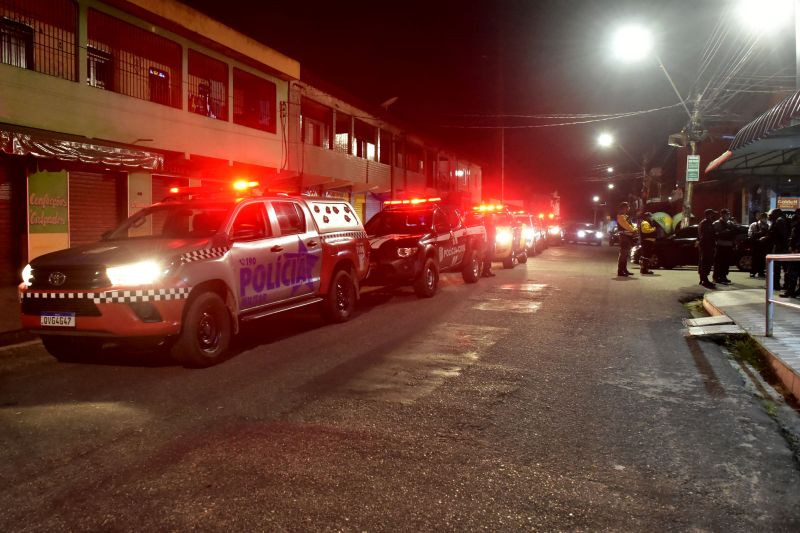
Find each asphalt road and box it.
[1,244,799,532]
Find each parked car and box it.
[468,205,527,268]
[565,222,603,246]
[364,198,487,296]
[545,222,565,245]
[631,224,752,270]
[513,212,547,255]
[19,185,371,366]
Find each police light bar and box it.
[384,197,442,206]
[233,180,260,191]
[473,204,506,212]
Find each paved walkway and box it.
[705,289,800,399]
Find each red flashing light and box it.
[548,213,555,220]
[538,213,545,219]
[233,180,260,192]
[473,204,506,212]
[169,187,180,194]
[384,197,441,206]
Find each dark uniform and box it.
[712,210,736,284]
[781,209,800,297]
[768,208,790,289]
[748,214,769,278]
[698,209,716,288]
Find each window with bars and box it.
[334,112,351,154]
[188,49,228,121]
[300,97,331,149]
[87,9,182,109]
[0,0,77,81]
[233,68,276,132]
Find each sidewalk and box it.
[704,288,800,400]
[0,284,34,347]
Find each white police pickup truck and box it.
[19,189,370,367]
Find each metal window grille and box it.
[233,67,276,132]
[188,49,228,121]
[0,0,77,81]
[87,9,182,109]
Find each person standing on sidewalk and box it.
[616,202,636,277]
[639,212,657,275]
[748,212,770,278]
[698,209,717,288]
[780,208,800,298]
[768,208,790,290]
[712,208,736,285]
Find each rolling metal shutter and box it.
[0,166,14,284]
[68,172,125,245]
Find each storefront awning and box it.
[706,90,800,176]
[0,126,163,171]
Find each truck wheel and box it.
[41,336,102,362]
[518,251,528,264]
[461,248,481,283]
[502,255,517,269]
[414,257,439,298]
[171,291,231,367]
[321,268,357,322]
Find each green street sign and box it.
[686,155,700,182]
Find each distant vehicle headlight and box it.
[595,231,604,238]
[21,264,33,287]
[577,230,586,238]
[496,229,513,245]
[396,247,416,258]
[548,226,561,236]
[106,260,164,286]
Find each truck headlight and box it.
[577,230,586,238]
[397,247,416,258]
[21,264,33,287]
[595,231,604,239]
[495,229,513,245]
[106,260,163,286]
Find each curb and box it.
[703,294,800,401]
[0,329,38,350]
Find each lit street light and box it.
[597,132,614,148]
[608,183,615,189]
[611,24,653,62]
[592,195,600,203]
[607,167,614,173]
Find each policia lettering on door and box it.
[239,240,320,308]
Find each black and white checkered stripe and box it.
[22,287,191,304]
[324,230,368,243]
[180,247,229,264]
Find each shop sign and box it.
[28,170,69,260]
[777,197,799,210]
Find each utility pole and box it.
[682,93,703,228]
[500,127,505,203]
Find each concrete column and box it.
[77,1,88,84]
[227,64,234,123]
[375,128,381,163]
[181,45,189,111]
[349,116,355,155]
[331,108,337,151]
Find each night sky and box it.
[182,0,793,217]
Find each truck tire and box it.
[41,335,102,362]
[171,291,231,367]
[414,257,439,298]
[502,255,517,269]
[321,268,357,322]
[461,248,481,283]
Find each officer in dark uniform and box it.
[780,208,800,298]
[712,208,736,285]
[698,208,717,288]
[616,202,636,277]
[638,212,657,275]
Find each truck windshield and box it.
[104,204,231,240]
[366,209,432,236]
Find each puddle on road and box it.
[471,283,554,313]
[342,324,507,405]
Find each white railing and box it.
[765,253,800,336]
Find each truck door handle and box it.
[306,240,319,248]
[271,245,284,252]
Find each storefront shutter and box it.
[68,172,125,245]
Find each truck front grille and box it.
[29,266,110,290]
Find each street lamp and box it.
[592,196,601,225]
[597,132,648,210]
[592,195,600,202]
[608,183,615,189]
[597,132,614,148]
[607,167,614,173]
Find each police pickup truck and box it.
[364,198,487,297]
[19,186,370,367]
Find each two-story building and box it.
[0,0,482,288]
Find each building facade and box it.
[0,0,483,287]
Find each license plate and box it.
[41,313,76,327]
